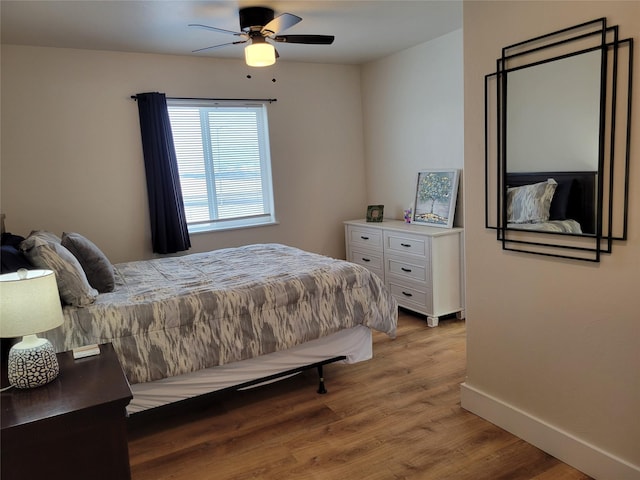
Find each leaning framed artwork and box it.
[412,169,460,228]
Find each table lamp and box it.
[0,269,64,388]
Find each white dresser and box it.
[344,219,465,327]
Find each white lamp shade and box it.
[245,42,276,67]
[0,269,64,338]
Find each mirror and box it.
[485,18,633,262]
[506,49,601,235]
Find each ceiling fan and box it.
[189,6,335,67]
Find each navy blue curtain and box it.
[135,92,191,254]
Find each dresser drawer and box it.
[349,247,384,271]
[348,226,383,250]
[386,257,428,283]
[384,231,429,259]
[388,280,433,314]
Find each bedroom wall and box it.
[360,29,464,223]
[462,2,640,479]
[0,46,366,263]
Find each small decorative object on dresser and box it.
[413,169,460,228]
[403,207,412,223]
[345,219,465,327]
[366,205,384,222]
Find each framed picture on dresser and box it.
[366,204,384,222]
[413,169,459,228]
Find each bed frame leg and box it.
[317,365,327,394]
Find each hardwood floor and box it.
[127,310,592,480]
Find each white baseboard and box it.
[460,382,640,480]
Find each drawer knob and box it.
[362,257,371,262]
[400,243,411,247]
[360,236,370,240]
[402,291,413,297]
[401,267,412,272]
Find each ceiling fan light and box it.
[245,42,276,67]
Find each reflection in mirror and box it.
[505,50,601,235]
[507,50,601,173]
[505,171,596,235]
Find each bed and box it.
[11,234,397,414]
[505,171,597,234]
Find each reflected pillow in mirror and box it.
[549,178,575,220]
[507,179,557,224]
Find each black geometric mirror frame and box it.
[485,18,633,262]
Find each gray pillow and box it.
[21,230,62,247]
[21,237,98,306]
[62,232,115,293]
[507,179,558,224]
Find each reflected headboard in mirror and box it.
[485,18,633,262]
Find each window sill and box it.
[188,219,279,234]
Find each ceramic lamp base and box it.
[8,337,60,388]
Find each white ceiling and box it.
[0,1,462,65]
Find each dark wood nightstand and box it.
[1,343,133,480]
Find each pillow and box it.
[0,245,33,273]
[23,230,62,246]
[20,237,98,306]
[507,179,558,224]
[61,232,115,293]
[549,178,575,221]
[1,232,26,248]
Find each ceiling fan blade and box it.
[262,13,302,35]
[192,40,247,53]
[188,23,244,37]
[274,35,335,45]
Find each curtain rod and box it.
[131,95,277,103]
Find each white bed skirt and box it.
[128,325,373,414]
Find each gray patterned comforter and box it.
[44,244,397,385]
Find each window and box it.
[167,99,276,233]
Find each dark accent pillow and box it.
[61,232,115,293]
[549,179,575,220]
[0,245,33,273]
[1,232,26,247]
